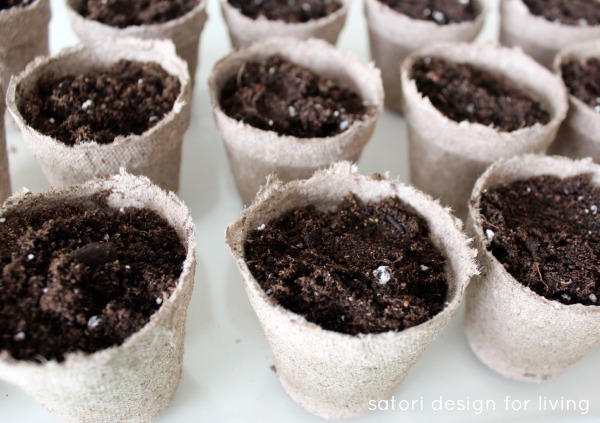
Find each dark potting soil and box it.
[0,195,186,362]
[412,57,551,132]
[227,0,342,23]
[219,56,373,139]
[21,60,181,146]
[522,0,600,26]
[479,174,600,306]
[244,194,448,335]
[81,0,200,27]
[561,58,600,111]
[0,0,34,10]
[378,0,479,25]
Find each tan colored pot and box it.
[500,0,600,68]
[0,171,197,423]
[226,162,477,419]
[7,38,191,193]
[0,0,50,125]
[549,40,600,162]
[0,79,10,203]
[401,42,568,220]
[65,0,206,81]
[220,0,350,49]
[209,37,383,205]
[364,0,485,114]
[465,154,600,382]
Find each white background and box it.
[2,0,599,421]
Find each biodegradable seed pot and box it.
[364,0,485,114]
[0,171,196,423]
[549,40,600,162]
[500,0,600,68]
[401,42,568,220]
[0,80,10,203]
[465,155,600,382]
[225,162,477,419]
[221,0,350,49]
[209,37,383,205]
[0,0,50,123]
[65,0,207,82]
[7,38,191,192]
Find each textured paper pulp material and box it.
[65,0,207,81]
[209,37,384,205]
[465,155,600,382]
[401,42,568,220]
[0,0,50,125]
[0,171,197,423]
[364,0,484,114]
[500,0,600,69]
[548,40,600,163]
[220,0,350,49]
[225,162,478,419]
[0,80,10,203]
[7,38,191,193]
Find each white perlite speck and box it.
[373,265,392,285]
[257,223,266,231]
[589,293,597,303]
[87,315,102,328]
[590,205,598,215]
[27,254,35,261]
[156,297,163,305]
[432,10,445,23]
[14,332,26,341]
[485,229,495,241]
[420,264,430,271]
[0,218,5,223]
[81,99,93,110]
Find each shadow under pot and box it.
[221,0,350,49]
[401,42,568,220]
[0,171,196,423]
[549,40,600,163]
[209,37,383,205]
[65,0,207,82]
[7,38,191,192]
[225,161,477,419]
[500,0,600,69]
[465,154,600,382]
[364,0,485,114]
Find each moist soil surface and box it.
[21,60,181,146]
[523,0,600,26]
[561,58,600,111]
[479,174,600,306]
[412,57,551,132]
[0,195,186,362]
[227,0,342,23]
[379,0,478,25]
[244,194,448,335]
[0,0,34,10]
[220,56,373,138]
[81,0,199,27]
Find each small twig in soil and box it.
[534,262,549,291]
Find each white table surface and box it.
[2,0,599,422]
